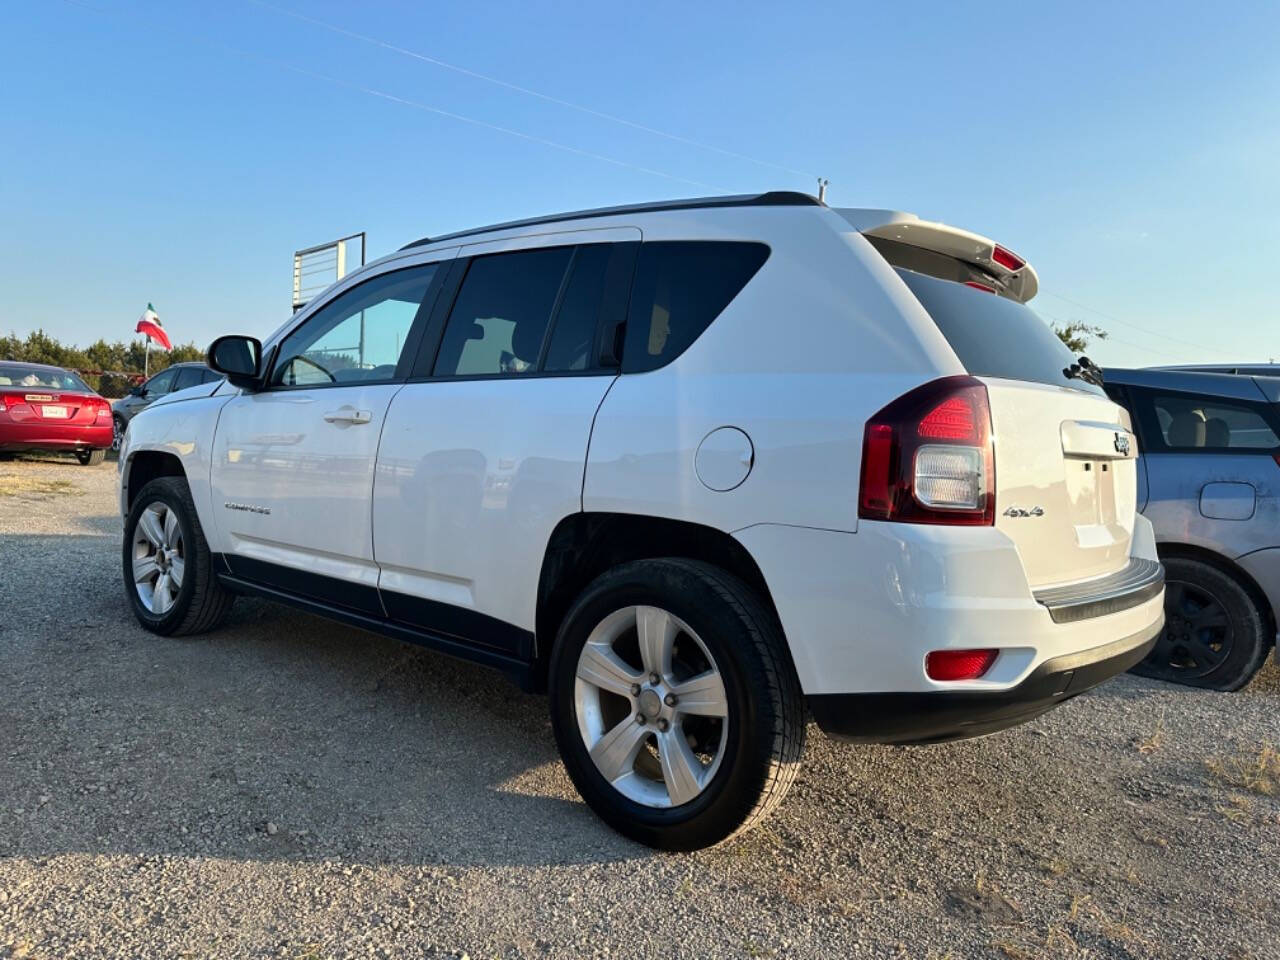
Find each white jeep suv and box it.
[119,191,1165,850]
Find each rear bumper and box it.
[0,423,113,451]
[808,615,1162,744]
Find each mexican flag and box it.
[136,303,172,351]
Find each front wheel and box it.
[549,558,805,850]
[76,448,106,466]
[1131,556,1270,691]
[123,476,234,636]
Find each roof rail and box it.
[399,190,822,251]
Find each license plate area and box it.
[40,405,70,419]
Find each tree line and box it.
[1,329,206,397]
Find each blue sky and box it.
[3,0,1277,367]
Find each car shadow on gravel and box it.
[0,544,649,869]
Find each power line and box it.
[246,0,816,183]
[56,0,724,192]
[1039,289,1223,354]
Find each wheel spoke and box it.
[588,716,649,783]
[163,508,180,548]
[636,606,676,677]
[577,641,642,697]
[138,508,165,548]
[1191,608,1227,631]
[658,729,704,806]
[152,573,173,613]
[132,553,159,583]
[168,556,185,589]
[671,669,728,718]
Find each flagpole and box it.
[144,336,150,378]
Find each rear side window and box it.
[433,247,573,377]
[897,268,1104,396]
[622,241,769,374]
[1137,390,1280,452]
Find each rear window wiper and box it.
[1063,355,1105,388]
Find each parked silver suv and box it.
[1105,368,1280,689]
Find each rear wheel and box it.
[549,558,805,850]
[112,415,126,451]
[123,476,234,636]
[76,448,106,466]
[1131,556,1270,691]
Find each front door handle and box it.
[323,408,372,425]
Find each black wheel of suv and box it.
[1130,556,1270,691]
[112,415,126,452]
[76,448,106,466]
[123,476,234,636]
[549,558,805,850]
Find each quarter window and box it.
[433,247,573,378]
[621,241,769,374]
[1140,391,1280,451]
[273,265,439,387]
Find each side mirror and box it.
[207,335,265,391]
[129,385,145,397]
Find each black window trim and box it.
[1129,385,1280,456]
[264,261,449,393]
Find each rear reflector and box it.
[926,649,998,681]
[963,280,997,294]
[991,245,1025,271]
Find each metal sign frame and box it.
[292,232,366,312]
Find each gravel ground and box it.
[1,454,1278,960]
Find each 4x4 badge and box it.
[1114,432,1130,456]
[1003,506,1044,518]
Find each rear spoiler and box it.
[835,208,1040,303]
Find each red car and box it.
[0,361,114,465]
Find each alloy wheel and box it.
[131,502,185,615]
[574,605,729,808]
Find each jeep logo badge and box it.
[1114,432,1130,456]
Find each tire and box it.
[76,448,106,466]
[123,476,234,636]
[1131,556,1271,691]
[548,558,805,850]
[112,415,126,452]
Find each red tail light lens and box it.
[926,648,998,681]
[858,376,996,525]
[963,280,997,294]
[991,245,1025,271]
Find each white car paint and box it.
[120,195,1162,704]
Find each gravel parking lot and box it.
[1,454,1277,959]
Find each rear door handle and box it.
[323,408,372,425]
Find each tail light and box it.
[963,280,997,294]
[93,399,112,420]
[926,648,998,681]
[858,376,995,525]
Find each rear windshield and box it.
[0,365,92,392]
[897,268,1104,396]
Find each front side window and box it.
[432,247,573,377]
[621,241,769,374]
[1139,390,1280,452]
[273,265,439,387]
[173,367,203,391]
[144,368,178,395]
